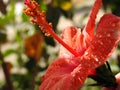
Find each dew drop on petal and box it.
[107,33,111,37]
[97,35,102,38]
[100,41,103,45]
[95,57,99,62]
[91,54,99,62]
[84,52,88,56]
[112,23,116,27]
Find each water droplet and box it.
[98,40,103,45]
[112,23,116,27]
[95,58,99,62]
[84,52,88,56]
[91,46,95,49]
[107,34,111,37]
[100,42,103,45]
[96,35,102,38]
[91,54,99,62]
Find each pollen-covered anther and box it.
[38,25,45,32]
[30,17,37,24]
[32,1,40,9]
[41,11,46,16]
[45,33,51,36]
[32,1,41,15]
[38,25,51,36]
[49,23,53,28]
[24,0,41,17]
[23,8,33,16]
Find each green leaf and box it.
[0,32,7,43]
[0,0,15,25]
[89,62,117,87]
[39,1,47,11]
[0,60,2,65]
[22,13,29,22]
[3,49,16,57]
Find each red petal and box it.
[59,26,86,58]
[83,0,102,44]
[59,0,102,58]
[115,73,120,83]
[80,14,120,69]
[39,58,89,90]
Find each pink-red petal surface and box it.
[83,0,102,45]
[80,14,120,69]
[39,58,89,90]
[59,0,102,58]
[59,27,86,58]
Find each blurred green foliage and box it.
[102,0,120,16]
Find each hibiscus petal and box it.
[80,14,120,69]
[59,26,86,58]
[59,0,102,58]
[39,58,89,90]
[40,58,83,90]
[83,0,102,44]
[69,14,120,89]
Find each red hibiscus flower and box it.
[24,0,120,90]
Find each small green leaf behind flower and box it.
[89,62,117,87]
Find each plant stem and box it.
[0,44,13,90]
[31,68,37,90]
